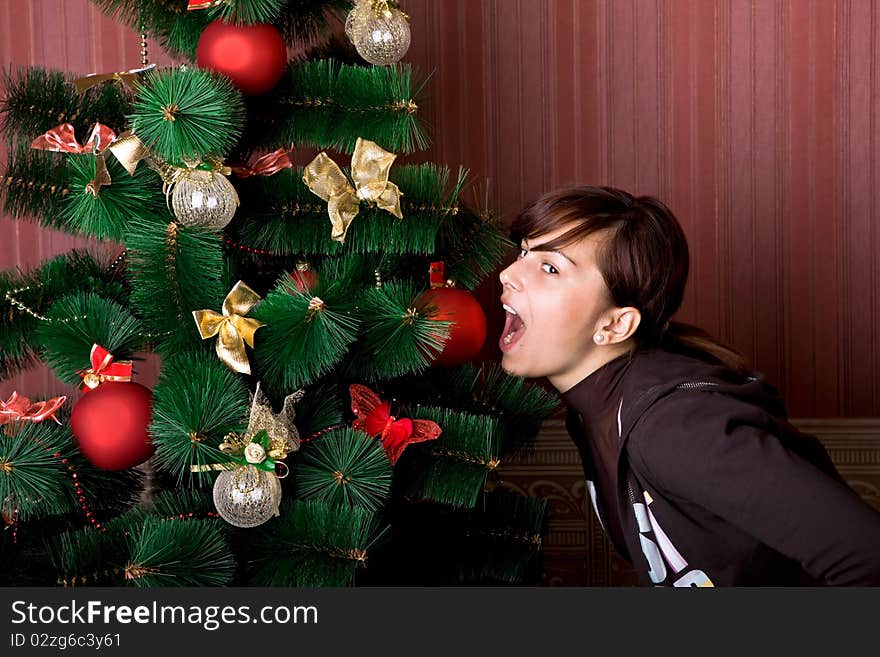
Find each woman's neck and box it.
[550,342,635,394]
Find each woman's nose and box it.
[499,262,519,290]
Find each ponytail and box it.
[658,321,749,374]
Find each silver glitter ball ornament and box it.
[170,169,239,229]
[345,0,372,41]
[352,4,411,66]
[212,464,281,528]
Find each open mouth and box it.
[500,302,526,352]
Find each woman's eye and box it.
[518,248,528,258]
[541,263,558,275]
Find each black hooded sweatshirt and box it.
[563,347,880,586]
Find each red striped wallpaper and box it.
[1,0,879,418]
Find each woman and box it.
[498,185,880,586]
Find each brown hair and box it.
[510,185,748,373]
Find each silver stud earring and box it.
[594,333,605,344]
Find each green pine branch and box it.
[345,279,450,381]
[124,215,226,356]
[400,407,502,508]
[0,148,69,228]
[129,66,246,164]
[295,427,392,511]
[1,149,168,243]
[1,66,130,147]
[0,250,127,382]
[442,212,509,289]
[252,261,361,392]
[0,422,78,521]
[32,291,143,387]
[284,381,344,440]
[125,516,235,586]
[449,488,548,584]
[207,0,286,25]
[446,364,560,455]
[277,0,352,45]
[61,153,167,241]
[150,349,250,484]
[149,487,218,519]
[1,419,142,524]
[89,0,347,61]
[435,177,511,289]
[89,0,213,61]
[249,498,385,586]
[245,60,428,155]
[47,525,125,586]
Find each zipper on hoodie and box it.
[623,381,722,505]
[675,381,719,390]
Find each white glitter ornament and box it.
[345,0,372,41]
[212,464,281,528]
[352,1,411,66]
[170,168,239,229]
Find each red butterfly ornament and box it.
[349,384,442,464]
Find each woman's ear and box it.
[605,307,641,344]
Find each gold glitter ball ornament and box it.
[212,464,281,528]
[352,3,411,66]
[170,168,240,229]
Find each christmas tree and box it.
[0,0,557,587]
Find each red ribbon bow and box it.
[79,344,133,392]
[230,148,294,179]
[429,261,446,288]
[30,122,117,155]
[349,384,442,464]
[187,0,224,9]
[0,392,67,426]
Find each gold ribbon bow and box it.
[90,132,149,195]
[192,281,265,375]
[302,137,403,243]
[73,64,156,94]
[87,131,149,196]
[107,131,150,176]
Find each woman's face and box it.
[498,226,622,391]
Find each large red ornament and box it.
[418,286,487,367]
[196,21,288,96]
[70,382,155,470]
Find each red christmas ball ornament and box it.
[419,286,487,367]
[196,20,288,96]
[70,382,155,471]
[288,261,318,293]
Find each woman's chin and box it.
[501,352,530,378]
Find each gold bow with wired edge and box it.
[302,137,403,243]
[193,281,264,375]
[72,64,156,94]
